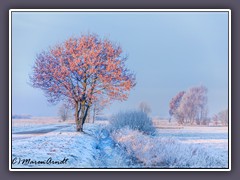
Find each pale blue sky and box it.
[12,11,229,117]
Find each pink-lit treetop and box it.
[30,33,136,131]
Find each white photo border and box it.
[9,9,231,171]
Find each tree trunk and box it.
[93,104,96,123]
[85,106,91,123]
[82,105,90,126]
[75,102,82,132]
[78,101,86,131]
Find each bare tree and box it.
[58,104,70,121]
[92,102,104,123]
[169,91,185,124]
[215,109,228,126]
[139,102,151,115]
[212,114,219,126]
[169,85,208,125]
[177,85,208,125]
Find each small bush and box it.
[110,110,155,134]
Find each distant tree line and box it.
[12,114,32,119]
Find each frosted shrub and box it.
[110,110,155,134]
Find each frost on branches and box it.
[30,34,136,132]
[169,86,208,125]
[169,91,185,124]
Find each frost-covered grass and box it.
[111,127,228,168]
[12,124,100,168]
[12,120,132,168]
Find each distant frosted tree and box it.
[177,85,208,125]
[212,114,219,126]
[169,86,208,125]
[139,102,151,115]
[58,104,70,121]
[92,102,104,123]
[216,109,228,126]
[169,91,185,124]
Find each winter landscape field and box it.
[11,10,230,170]
[11,117,228,169]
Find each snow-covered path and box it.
[13,124,72,135]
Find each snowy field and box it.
[11,118,131,168]
[11,118,228,169]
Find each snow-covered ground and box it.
[11,118,228,169]
[11,119,132,168]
